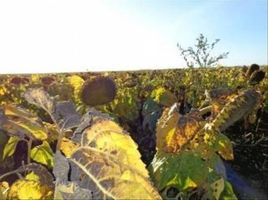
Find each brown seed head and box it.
[80,76,117,106]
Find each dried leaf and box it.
[0,181,9,200]
[151,87,177,107]
[54,181,92,200]
[53,101,81,130]
[24,88,55,114]
[70,147,161,200]
[2,105,48,140]
[53,151,70,182]
[156,108,203,153]
[82,119,149,177]
[212,89,262,131]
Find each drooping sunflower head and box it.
[80,76,117,106]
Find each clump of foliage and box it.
[0,65,267,199]
[177,33,229,68]
[0,88,161,200]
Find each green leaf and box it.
[149,151,209,191]
[2,136,20,160]
[30,141,54,168]
[214,133,234,160]
[151,87,177,107]
[25,172,40,182]
[220,181,238,200]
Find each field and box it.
[0,65,267,199]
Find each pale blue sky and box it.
[0,0,267,73]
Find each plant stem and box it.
[199,106,212,116]
[0,169,22,181]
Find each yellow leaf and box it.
[156,108,180,152]
[8,179,53,200]
[82,119,149,177]
[156,108,203,153]
[70,147,161,200]
[67,75,84,92]
[183,177,197,190]
[151,87,177,107]
[25,172,40,182]
[0,181,9,200]
[69,118,162,199]
[60,137,80,158]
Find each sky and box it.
[0,0,267,74]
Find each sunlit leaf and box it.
[156,107,203,153]
[214,133,234,160]
[25,172,41,182]
[149,151,208,191]
[66,116,161,199]
[30,141,54,168]
[156,108,179,152]
[8,179,53,200]
[67,75,84,102]
[2,136,20,160]
[82,119,149,177]
[70,147,161,200]
[60,137,80,158]
[151,87,177,107]
[23,163,54,188]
